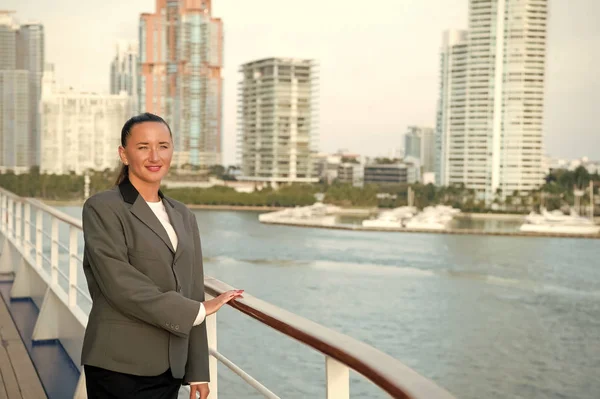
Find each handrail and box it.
[0,187,24,201]
[204,277,454,399]
[26,198,83,228]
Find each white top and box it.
[146,200,179,250]
[146,201,206,328]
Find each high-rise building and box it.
[435,29,468,187]
[17,22,44,166]
[0,11,34,173]
[0,70,29,172]
[404,126,435,174]
[238,58,319,184]
[110,40,138,115]
[139,0,224,168]
[0,11,18,70]
[436,0,547,202]
[40,65,131,175]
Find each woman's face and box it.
[118,121,173,185]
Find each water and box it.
[55,207,599,399]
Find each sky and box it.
[4,0,599,165]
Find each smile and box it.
[145,166,162,172]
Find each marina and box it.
[259,203,600,239]
[519,207,600,235]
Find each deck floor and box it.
[0,292,47,399]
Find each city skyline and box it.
[2,0,599,166]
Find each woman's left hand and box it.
[190,382,210,399]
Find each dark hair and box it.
[114,112,173,186]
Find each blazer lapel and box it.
[163,200,186,262]
[129,196,175,254]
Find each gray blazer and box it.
[81,178,209,382]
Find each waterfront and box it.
[266,209,600,239]
[56,206,599,399]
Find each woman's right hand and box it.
[203,290,244,316]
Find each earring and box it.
[124,161,128,165]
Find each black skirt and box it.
[84,365,182,399]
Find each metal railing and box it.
[0,187,455,399]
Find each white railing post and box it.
[15,200,22,247]
[68,226,78,309]
[7,198,14,238]
[1,194,7,233]
[34,209,44,269]
[51,217,59,285]
[35,208,43,269]
[206,294,218,399]
[23,203,31,258]
[326,357,349,399]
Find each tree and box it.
[208,165,226,179]
[573,166,590,190]
[373,157,399,165]
[341,157,359,164]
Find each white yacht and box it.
[520,207,600,235]
[362,205,460,230]
[362,211,403,228]
[259,203,339,226]
[404,205,459,230]
[361,207,416,229]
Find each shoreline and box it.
[187,204,283,211]
[38,199,599,223]
[41,199,284,212]
[40,199,84,206]
[259,220,600,240]
[456,212,525,221]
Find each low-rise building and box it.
[40,65,130,175]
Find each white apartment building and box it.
[238,58,319,184]
[435,29,468,188]
[40,65,130,175]
[436,0,547,202]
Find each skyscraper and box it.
[0,11,34,173]
[139,0,224,168]
[110,40,138,115]
[238,58,319,184]
[17,22,44,166]
[0,70,29,171]
[0,12,17,70]
[435,30,468,188]
[436,0,547,202]
[405,126,435,174]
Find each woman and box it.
[81,113,242,399]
